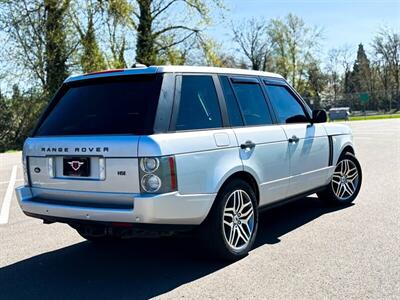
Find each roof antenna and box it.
[131,63,147,68]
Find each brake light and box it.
[84,69,124,76]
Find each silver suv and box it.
[16,66,362,259]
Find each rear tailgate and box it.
[25,136,140,193]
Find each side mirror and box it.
[312,110,327,123]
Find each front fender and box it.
[332,135,354,165]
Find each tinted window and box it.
[231,82,273,126]
[266,85,309,124]
[35,75,162,136]
[175,76,222,131]
[220,76,243,126]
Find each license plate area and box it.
[63,157,91,177]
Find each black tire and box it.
[318,152,362,205]
[199,179,259,260]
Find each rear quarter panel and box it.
[138,129,243,195]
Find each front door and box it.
[264,83,329,196]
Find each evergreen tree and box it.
[79,15,107,73]
[44,0,70,97]
[352,44,371,94]
[136,0,156,65]
[0,89,12,152]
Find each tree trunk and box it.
[136,0,156,65]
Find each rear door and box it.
[263,82,329,196]
[163,74,240,195]
[219,76,290,206]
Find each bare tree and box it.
[232,18,272,71]
[133,0,224,65]
[0,0,75,95]
[325,46,352,102]
[372,28,400,110]
[267,14,323,91]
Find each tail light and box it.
[22,151,31,186]
[139,156,177,194]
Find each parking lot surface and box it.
[0,119,399,299]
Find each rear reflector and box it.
[168,156,177,191]
[111,222,133,228]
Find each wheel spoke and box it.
[347,170,358,182]
[345,182,354,194]
[239,201,251,214]
[334,181,341,195]
[345,160,350,175]
[222,189,255,250]
[224,206,234,212]
[242,222,251,234]
[223,219,233,227]
[332,176,341,184]
[228,226,235,244]
[237,224,250,243]
[331,159,359,200]
[233,228,241,247]
[338,184,346,198]
[240,207,253,219]
[224,212,234,219]
[232,192,237,213]
[340,161,345,175]
[238,191,244,212]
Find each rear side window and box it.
[35,75,162,136]
[175,75,222,131]
[231,81,273,126]
[265,85,309,124]
[219,76,244,126]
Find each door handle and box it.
[240,140,256,150]
[288,135,300,143]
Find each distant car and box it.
[329,107,351,121]
[16,66,362,260]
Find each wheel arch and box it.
[338,144,355,161]
[215,171,260,206]
[332,135,355,165]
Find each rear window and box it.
[35,75,162,136]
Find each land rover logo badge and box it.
[68,161,84,171]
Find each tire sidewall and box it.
[210,179,259,259]
[330,152,362,204]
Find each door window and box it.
[219,76,244,126]
[175,76,222,131]
[231,81,273,126]
[265,85,309,124]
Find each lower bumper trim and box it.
[30,197,133,210]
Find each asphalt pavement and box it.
[0,119,399,299]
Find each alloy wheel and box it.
[222,190,255,251]
[331,159,360,201]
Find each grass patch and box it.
[349,114,400,121]
[0,149,21,154]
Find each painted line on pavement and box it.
[0,165,17,225]
[0,179,23,185]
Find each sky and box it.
[208,0,400,59]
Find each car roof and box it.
[65,65,284,83]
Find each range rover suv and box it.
[16,66,362,260]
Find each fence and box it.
[303,89,400,115]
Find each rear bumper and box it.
[15,186,215,225]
